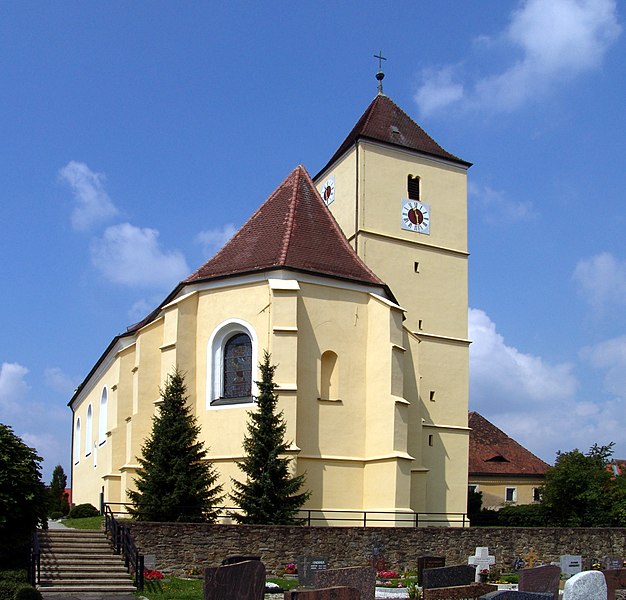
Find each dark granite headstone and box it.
[204,560,265,600]
[603,568,626,600]
[418,556,446,585]
[480,592,553,600]
[285,587,360,600]
[298,556,329,586]
[422,564,477,589]
[422,583,497,599]
[312,567,375,600]
[222,555,261,565]
[518,564,561,599]
[603,556,624,570]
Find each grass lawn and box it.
[60,515,105,529]
[138,576,298,599]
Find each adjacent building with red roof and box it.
[468,411,550,509]
[70,88,472,524]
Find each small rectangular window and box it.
[429,391,436,402]
[505,487,517,502]
[468,484,479,493]
[414,261,420,273]
[418,320,423,330]
[428,434,433,447]
[532,487,541,502]
[408,175,420,200]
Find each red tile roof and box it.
[186,165,386,288]
[316,94,471,177]
[469,411,550,477]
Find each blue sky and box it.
[1,1,624,483]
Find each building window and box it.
[85,404,92,457]
[505,487,517,503]
[428,434,434,447]
[429,390,436,402]
[408,175,420,200]
[208,319,258,407]
[468,484,479,494]
[532,487,541,502]
[98,387,108,445]
[74,418,81,465]
[223,333,253,399]
[320,351,339,400]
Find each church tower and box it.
[313,91,471,516]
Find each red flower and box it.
[144,569,165,580]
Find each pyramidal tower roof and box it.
[186,165,386,288]
[317,94,471,176]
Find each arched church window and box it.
[207,319,258,407]
[98,387,108,445]
[74,418,81,465]
[320,350,339,401]
[85,404,93,457]
[223,333,253,399]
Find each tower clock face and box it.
[401,199,430,234]
[319,176,335,206]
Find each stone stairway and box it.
[37,528,137,596]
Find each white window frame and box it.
[505,487,517,503]
[207,318,258,408]
[85,404,93,457]
[468,484,479,493]
[98,387,108,446]
[74,417,81,465]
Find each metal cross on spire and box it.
[374,50,387,95]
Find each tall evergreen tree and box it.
[49,464,70,516]
[231,351,310,524]
[128,368,223,522]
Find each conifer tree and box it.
[49,464,69,516]
[128,368,223,522]
[231,351,310,524]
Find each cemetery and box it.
[124,521,626,599]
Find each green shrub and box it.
[498,503,547,527]
[68,503,99,519]
[14,585,42,600]
[0,571,27,583]
[49,511,64,520]
[0,581,15,600]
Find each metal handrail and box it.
[104,504,144,590]
[28,531,40,586]
[103,502,467,527]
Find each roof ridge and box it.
[279,165,302,265]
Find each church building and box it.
[70,88,472,525]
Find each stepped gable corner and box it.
[185,164,386,289]
[468,411,550,477]
[316,94,471,177]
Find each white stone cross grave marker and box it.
[468,547,496,582]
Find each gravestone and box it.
[518,564,560,599]
[312,567,375,600]
[480,592,553,599]
[422,582,496,599]
[422,564,476,589]
[204,560,266,600]
[602,568,626,600]
[603,556,624,570]
[468,548,496,582]
[286,587,360,600]
[144,554,156,570]
[222,555,261,565]
[418,556,446,585]
[562,570,607,600]
[298,556,328,586]
[559,555,582,578]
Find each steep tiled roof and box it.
[317,94,471,177]
[469,411,550,477]
[186,165,386,288]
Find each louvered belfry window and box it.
[223,333,252,399]
[408,175,420,200]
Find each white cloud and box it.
[90,222,189,288]
[59,161,119,231]
[196,224,237,258]
[415,0,621,116]
[581,335,626,398]
[0,362,30,413]
[572,252,626,315]
[469,182,534,225]
[44,367,79,395]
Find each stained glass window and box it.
[223,333,252,399]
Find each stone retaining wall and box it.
[125,522,626,576]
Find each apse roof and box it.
[186,165,385,288]
[468,411,550,477]
[316,93,471,177]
